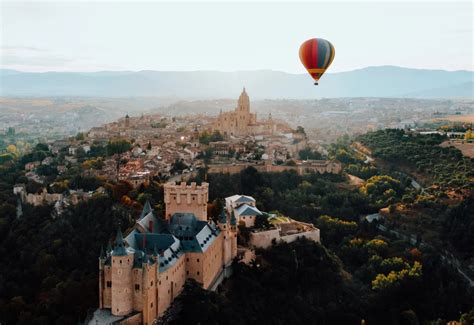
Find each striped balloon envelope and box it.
[299,38,335,85]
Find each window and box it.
[186,271,189,275]
[197,271,200,275]
[106,281,112,288]
[151,302,153,308]
[150,281,153,286]
[135,284,140,291]
[197,258,200,262]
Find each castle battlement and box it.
[164,182,209,221]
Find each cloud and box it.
[0,45,78,71]
[1,55,75,66]
[0,46,47,52]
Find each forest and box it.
[0,131,473,324]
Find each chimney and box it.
[149,220,153,232]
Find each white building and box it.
[225,195,262,227]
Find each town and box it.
[8,89,342,216]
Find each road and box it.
[375,221,474,287]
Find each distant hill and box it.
[1,66,472,98]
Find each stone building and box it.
[213,88,258,136]
[92,182,237,324]
[163,182,209,221]
[225,194,263,228]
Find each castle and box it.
[91,182,237,324]
[213,88,276,136]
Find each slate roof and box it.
[109,205,221,272]
[235,204,262,217]
[228,194,256,204]
[112,228,128,256]
[139,200,153,220]
[219,208,227,224]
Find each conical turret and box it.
[139,200,153,219]
[219,207,227,224]
[230,210,237,226]
[112,228,127,256]
[99,245,105,260]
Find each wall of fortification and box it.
[164,182,209,221]
[249,228,320,249]
[202,235,224,289]
[157,255,186,316]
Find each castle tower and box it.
[230,210,238,258]
[218,208,232,266]
[163,182,209,221]
[141,253,158,325]
[111,228,134,316]
[98,246,106,309]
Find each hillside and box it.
[1,66,472,99]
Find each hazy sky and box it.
[1,1,472,73]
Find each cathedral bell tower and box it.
[238,87,250,112]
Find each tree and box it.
[316,215,357,247]
[6,144,18,156]
[295,126,306,135]
[299,148,323,160]
[75,132,85,141]
[106,140,131,156]
[170,159,188,174]
[360,175,403,207]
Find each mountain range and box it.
[1,66,472,99]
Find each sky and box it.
[1,1,472,73]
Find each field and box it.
[440,140,474,158]
[433,114,474,123]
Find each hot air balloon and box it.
[299,38,335,85]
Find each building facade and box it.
[213,88,258,136]
[92,182,237,324]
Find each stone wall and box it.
[157,255,186,317]
[249,228,280,248]
[249,228,320,249]
[208,161,342,176]
[164,182,209,221]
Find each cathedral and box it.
[91,182,237,324]
[213,88,259,136]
